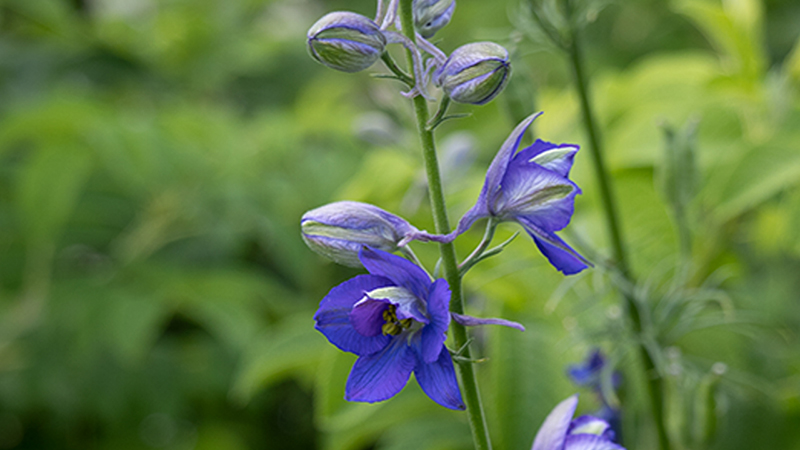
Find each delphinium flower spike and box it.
[531,395,625,450]
[451,112,591,274]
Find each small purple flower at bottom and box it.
[532,395,625,450]
[314,246,464,410]
[568,349,623,441]
[452,112,591,275]
[567,349,620,389]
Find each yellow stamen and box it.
[382,322,402,336]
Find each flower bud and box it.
[307,12,386,73]
[301,201,416,267]
[435,42,511,105]
[413,0,455,38]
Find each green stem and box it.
[566,20,670,450]
[567,37,626,276]
[459,218,496,274]
[381,52,413,86]
[398,1,492,449]
[427,95,451,130]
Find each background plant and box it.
[0,0,799,449]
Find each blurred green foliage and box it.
[0,0,799,449]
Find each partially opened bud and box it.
[435,42,511,105]
[413,0,455,38]
[307,12,386,73]
[301,201,417,267]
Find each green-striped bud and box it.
[434,42,511,105]
[307,12,386,73]
[301,201,420,267]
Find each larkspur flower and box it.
[434,42,511,105]
[453,112,591,275]
[568,349,623,440]
[301,201,445,267]
[313,247,464,409]
[568,349,618,388]
[307,12,386,73]
[531,395,625,450]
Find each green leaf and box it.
[16,146,93,246]
[672,0,766,83]
[231,314,328,404]
[337,150,417,207]
[487,318,573,450]
[704,135,800,224]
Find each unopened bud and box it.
[307,12,386,73]
[301,201,416,267]
[435,42,511,105]
[413,0,455,38]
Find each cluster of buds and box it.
[306,0,511,105]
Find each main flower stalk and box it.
[398,1,492,449]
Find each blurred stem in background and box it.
[565,11,671,450]
[398,1,493,449]
[527,0,672,448]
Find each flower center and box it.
[381,304,415,336]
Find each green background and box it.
[0,0,799,448]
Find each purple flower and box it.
[531,395,625,450]
[453,112,591,275]
[568,349,623,440]
[567,350,622,396]
[567,349,607,388]
[301,201,446,267]
[313,247,464,410]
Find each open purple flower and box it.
[532,395,625,450]
[568,349,623,440]
[568,349,609,388]
[453,112,591,275]
[313,246,464,410]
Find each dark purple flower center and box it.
[349,286,428,338]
